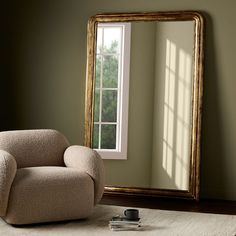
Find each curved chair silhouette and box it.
[0,129,104,225]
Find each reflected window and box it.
[93,23,131,159]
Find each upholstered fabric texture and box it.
[0,129,69,168]
[0,129,104,225]
[64,145,105,205]
[4,167,94,225]
[0,151,17,216]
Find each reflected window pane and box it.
[102,55,118,88]
[102,90,117,122]
[101,124,116,149]
[95,55,102,88]
[93,124,99,149]
[103,27,121,54]
[94,90,100,122]
[96,28,103,54]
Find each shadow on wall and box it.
[200,12,226,199]
[1,1,86,144]
[1,2,18,131]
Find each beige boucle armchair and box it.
[0,129,104,225]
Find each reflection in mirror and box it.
[85,12,204,200]
[92,22,131,159]
[152,21,194,190]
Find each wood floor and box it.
[100,194,236,215]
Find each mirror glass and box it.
[85,12,204,200]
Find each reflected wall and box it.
[152,21,194,190]
[104,22,156,188]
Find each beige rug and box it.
[0,205,235,236]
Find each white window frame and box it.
[94,22,131,160]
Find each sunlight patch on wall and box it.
[162,39,176,178]
[162,39,192,190]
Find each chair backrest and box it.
[0,129,70,168]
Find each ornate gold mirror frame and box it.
[85,11,204,200]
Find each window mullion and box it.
[101,88,118,91]
[116,29,123,151]
[98,28,104,150]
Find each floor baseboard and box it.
[100,194,236,215]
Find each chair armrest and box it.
[0,150,17,216]
[64,145,105,205]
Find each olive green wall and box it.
[2,0,236,200]
[151,21,194,190]
[105,22,156,187]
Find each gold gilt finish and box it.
[84,11,204,200]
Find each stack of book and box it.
[109,216,141,231]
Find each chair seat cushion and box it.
[4,167,94,225]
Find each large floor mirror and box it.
[85,11,204,200]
